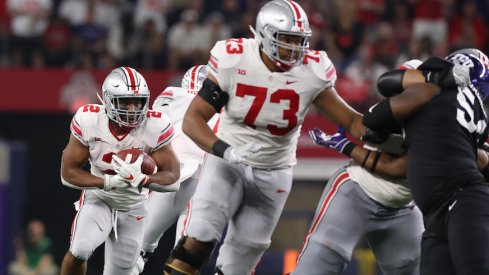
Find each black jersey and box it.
[404,85,488,214]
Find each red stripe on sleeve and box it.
[326,66,336,80]
[158,90,173,97]
[71,119,83,137]
[208,56,218,70]
[157,125,175,143]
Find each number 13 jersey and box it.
[208,38,337,168]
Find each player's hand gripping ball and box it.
[114,148,157,175]
[112,148,157,189]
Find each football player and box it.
[59,67,180,275]
[363,48,489,274]
[292,60,425,275]
[131,65,220,275]
[163,1,469,273]
[163,1,368,274]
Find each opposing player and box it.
[363,48,489,274]
[292,60,425,275]
[59,67,180,275]
[163,1,374,274]
[131,65,220,275]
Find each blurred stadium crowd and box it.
[2,0,489,113]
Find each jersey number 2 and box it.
[236,84,299,136]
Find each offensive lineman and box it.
[60,67,180,275]
[164,3,470,273]
[163,1,369,274]
[292,60,425,275]
[131,65,220,275]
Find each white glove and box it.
[112,154,149,188]
[223,143,262,165]
[452,63,471,88]
[103,174,131,191]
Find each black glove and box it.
[419,57,457,88]
[361,128,390,144]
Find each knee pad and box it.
[216,239,270,275]
[167,236,217,270]
[379,256,420,275]
[70,239,94,261]
[187,217,223,242]
[294,244,348,275]
[110,239,140,269]
[224,237,270,256]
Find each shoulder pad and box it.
[153,86,177,109]
[144,111,175,149]
[71,104,103,144]
[305,50,337,87]
[208,38,247,72]
[73,104,103,125]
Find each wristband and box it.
[341,141,356,157]
[370,152,382,173]
[361,150,371,167]
[212,139,231,158]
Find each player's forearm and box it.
[143,170,181,192]
[402,70,426,88]
[61,167,104,189]
[349,114,367,140]
[377,69,425,97]
[390,83,440,121]
[147,169,180,186]
[350,147,406,178]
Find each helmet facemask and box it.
[261,25,310,70]
[105,94,149,128]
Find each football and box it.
[115,148,158,175]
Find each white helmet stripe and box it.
[285,0,304,31]
[121,66,139,94]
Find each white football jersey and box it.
[153,86,220,160]
[347,138,412,208]
[208,38,336,168]
[70,104,175,210]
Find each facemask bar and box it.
[266,25,310,67]
[105,93,149,127]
